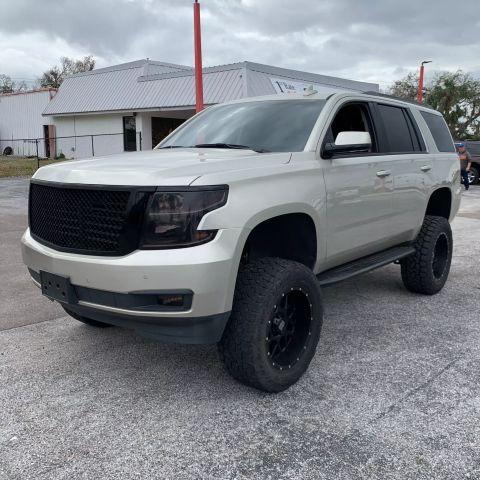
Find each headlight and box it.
[140,186,228,248]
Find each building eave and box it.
[43,105,200,117]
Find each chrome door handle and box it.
[421,165,432,172]
[376,170,391,177]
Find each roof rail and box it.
[362,91,435,110]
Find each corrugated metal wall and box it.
[0,90,53,157]
[55,115,125,159]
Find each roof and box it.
[210,91,436,114]
[71,59,192,78]
[0,88,56,98]
[43,59,379,116]
[362,91,436,111]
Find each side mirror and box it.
[323,131,372,158]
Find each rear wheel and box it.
[219,257,323,392]
[468,166,479,185]
[62,306,112,328]
[401,215,452,295]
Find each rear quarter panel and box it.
[410,107,461,225]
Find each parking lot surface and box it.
[1,177,479,480]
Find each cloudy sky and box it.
[1,0,479,89]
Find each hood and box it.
[33,148,291,186]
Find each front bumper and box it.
[22,227,244,343]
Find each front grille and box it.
[29,182,150,255]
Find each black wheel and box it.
[3,146,13,156]
[219,257,323,393]
[401,215,453,295]
[62,306,113,328]
[468,166,479,185]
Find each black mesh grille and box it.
[29,182,146,255]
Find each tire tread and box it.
[219,257,322,392]
[401,215,452,295]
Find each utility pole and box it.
[193,0,204,112]
[417,60,432,103]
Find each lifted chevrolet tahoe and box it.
[22,91,461,392]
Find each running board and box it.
[317,245,415,286]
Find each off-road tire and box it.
[62,306,112,328]
[219,257,323,393]
[468,165,479,185]
[401,215,452,295]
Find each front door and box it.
[123,116,137,151]
[320,101,394,267]
[43,125,50,157]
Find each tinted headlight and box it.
[140,187,228,248]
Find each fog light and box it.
[157,294,185,307]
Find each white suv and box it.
[22,91,461,392]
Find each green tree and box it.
[389,72,418,101]
[428,71,480,140]
[0,74,15,93]
[39,56,95,88]
[389,70,480,140]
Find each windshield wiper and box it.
[194,143,269,153]
[158,145,188,149]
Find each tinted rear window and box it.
[420,111,455,152]
[377,104,415,153]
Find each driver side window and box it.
[325,103,377,154]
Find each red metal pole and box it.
[417,64,424,103]
[194,0,204,112]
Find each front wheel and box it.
[219,257,323,393]
[401,215,453,295]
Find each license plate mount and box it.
[39,271,77,304]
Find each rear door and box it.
[320,100,394,267]
[372,102,429,243]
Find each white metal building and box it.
[44,59,379,159]
[0,89,56,157]
[1,60,379,159]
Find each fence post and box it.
[35,139,39,170]
[91,135,95,157]
[139,131,142,151]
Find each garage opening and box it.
[152,117,186,147]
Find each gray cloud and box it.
[0,0,479,88]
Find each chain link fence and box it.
[0,132,143,167]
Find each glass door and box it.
[123,116,137,151]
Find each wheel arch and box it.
[238,207,319,270]
[425,186,452,220]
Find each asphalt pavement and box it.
[1,177,479,479]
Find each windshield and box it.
[158,99,326,153]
